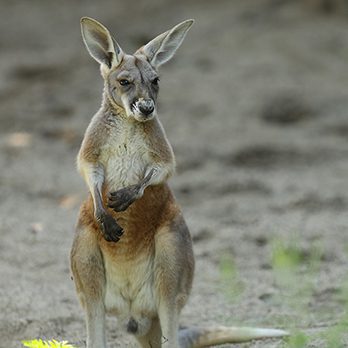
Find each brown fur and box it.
[100,184,179,258]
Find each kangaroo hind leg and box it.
[154,218,194,348]
[70,222,106,348]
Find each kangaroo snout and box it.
[132,98,155,120]
[138,99,154,116]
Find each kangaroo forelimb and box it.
[107,168,157,212]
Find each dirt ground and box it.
[1,0,348,347]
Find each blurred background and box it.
[1,0,348,347]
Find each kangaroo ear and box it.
[80,17,123,68]
[138,19,194,68]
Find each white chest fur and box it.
[99,119,151,191]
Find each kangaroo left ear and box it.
[136,19,194,68]
[81,17,124,69]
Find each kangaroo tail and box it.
[178,325,289,348]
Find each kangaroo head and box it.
[80,17,194,122]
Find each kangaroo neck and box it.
[100,88,127,119]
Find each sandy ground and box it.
[1,0,348,347]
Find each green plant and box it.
[272,238,347,347]
[219,253,245,302]
[218,237,348,347]
[283,330,309,348]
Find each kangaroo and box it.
[70,17,288,348]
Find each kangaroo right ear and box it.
[138,19,194,68]
[80,17,123,68]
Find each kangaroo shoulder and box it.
[144,117,175,164]
[78,111,120,163]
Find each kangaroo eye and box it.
[119,79,130,86]
[152,77,160,86]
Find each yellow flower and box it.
[22,339,75,348]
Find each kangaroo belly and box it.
[97,184,179,335]
[102,249,157,335]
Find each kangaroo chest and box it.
[99,122,151,191]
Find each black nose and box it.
[138,99,154,116]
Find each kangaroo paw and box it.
[97,213,123,242]
[108,185,140,212]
